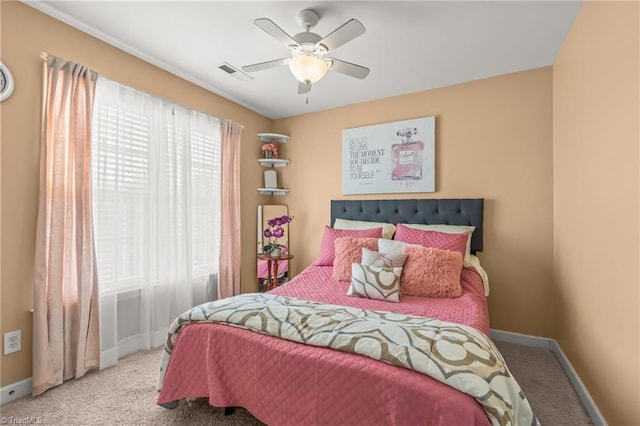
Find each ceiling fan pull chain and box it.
[305,94,309,104]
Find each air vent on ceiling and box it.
[218,62,253,82]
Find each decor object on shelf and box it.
[263,214,294,255]
[242,9,369,97]
[261,142,279,158]
[264,170,278,188]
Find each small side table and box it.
[257,253,294,291]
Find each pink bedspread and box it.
[270,264,489,334]
[158,265,491,425]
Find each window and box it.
[91,77,221,367]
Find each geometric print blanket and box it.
[159,293,538,426]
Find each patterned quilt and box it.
[159,293,538,426]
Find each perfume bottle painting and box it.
[391,127,424,180]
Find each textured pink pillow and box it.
[401,246,464,298]
[394,224,468,258]
[314,226,383,266]
[332,237,379,281]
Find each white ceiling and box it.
[25,1,582,120]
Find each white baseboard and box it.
[550,340,607,426]
[490,329,607,426]
[490,329,554,350]
[0,377,32,405]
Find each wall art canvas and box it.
[342,116,435,195]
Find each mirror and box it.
[257,204,290,292]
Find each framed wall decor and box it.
[342,116,435,195]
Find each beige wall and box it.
[0,1,271,387]
[553,2,639,423]
[275,67,555,338]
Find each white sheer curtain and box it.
[91,77,221,369]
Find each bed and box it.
[157,199,536,425]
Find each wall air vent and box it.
[218,62,253,82]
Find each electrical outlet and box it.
[4,330,21,355]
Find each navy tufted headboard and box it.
[331,199,484,253]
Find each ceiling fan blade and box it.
[254,18,300,49]
[327,58,370,79]
[298,81,312,95]
[242,58,288,73]
[316,19,365,52]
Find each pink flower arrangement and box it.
[261,142,279,158]
[263,215,293,253]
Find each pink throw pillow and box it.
[314,226,383,266]
[332,237,379,281]
[401,246,464,298]
[394,224,468,258]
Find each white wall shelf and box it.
[258,133,289,143]
[257,188,289,196]
[258,133,290,196]
[258,159,290,168]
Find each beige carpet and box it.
[2,341,593,425]
[494,340,593,425]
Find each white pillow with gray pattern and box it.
[347,263,402,303]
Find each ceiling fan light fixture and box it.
[288,55,328,84]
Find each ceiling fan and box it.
[242,9,370,96]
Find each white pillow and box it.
[377,238,420,255]
[347,264,402,303]
[468,254,490,296]
[361,247,407,268]
[333,218,396,240]
[398,224,475,265]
